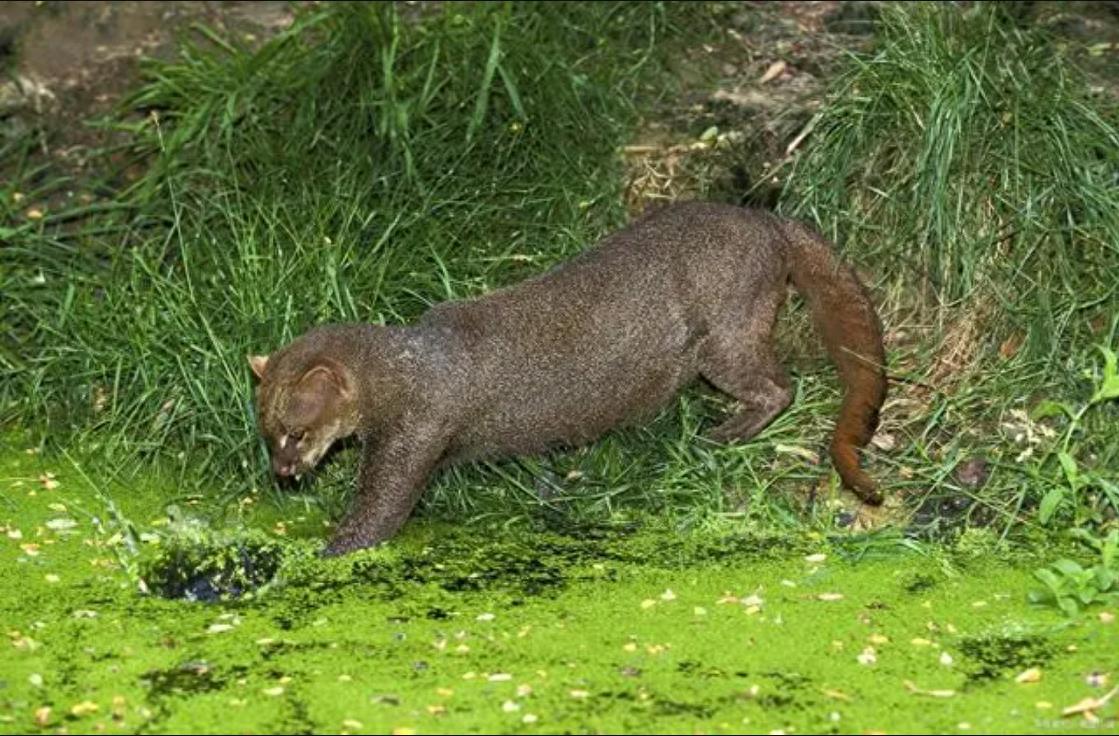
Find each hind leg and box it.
[703,344,792,443]
[700,291,792,443]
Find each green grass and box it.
[780,2,1119,356]
[770,2,1119,538]
[1,1,1117,544]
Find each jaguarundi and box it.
[248,202,887,556]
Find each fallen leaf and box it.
[822,688,851,702]
[207,623,234,634]
[817,593,844,602]
[28,673,43,687]
[488,673,512,682]
[44,574,60,584]
[999,333,1024,359]
[26,208,44,220]
[804,553,827,563]
[857,647,877,666]
[569,689,590,699]
[502,700,520,712]
[1016,667,1042,684]
[910,638,933,647]
[694,606,708,616]
[262,686,284,697]
[868,633,889,645]
[342,719,363,730]
[522,714,538,724]
[640,599,657,609]
[70,701,99,716]
[1100,611,1115,625]
[1061,686,1117,718]
[660,589,676,601]
[476,612,495,622]
[759,60,787,84]
[939,652,954,667]
[19,543,40,557]
[870,432,896,451]
[904,680,956,698]
[34,707,51,727]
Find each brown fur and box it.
[249,202,887,555]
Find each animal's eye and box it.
[290,429,305,442]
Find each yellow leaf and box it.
[70,701,99,716]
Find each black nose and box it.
[273,459,296,477]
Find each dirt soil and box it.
[0,0,301,174]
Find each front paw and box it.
[319,541,352,558]
[320,529,380,558]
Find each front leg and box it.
[323,421,448,556]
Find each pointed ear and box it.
[248,354,269,380]
[298,359,354,400]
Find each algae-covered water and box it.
[2,446,1116,734]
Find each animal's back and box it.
[425,203,790,455]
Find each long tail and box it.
[781,220,887,504]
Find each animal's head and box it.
[248,350,359,479]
